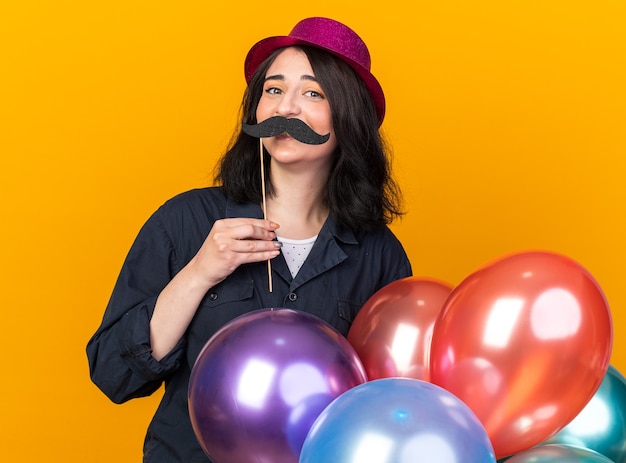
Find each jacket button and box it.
[288,292,297,302]
[208,292,218,301]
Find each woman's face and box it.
[256,47,338,170]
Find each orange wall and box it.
[1,1,624,461]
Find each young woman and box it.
[87,16,412,462]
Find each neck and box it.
[265,172,329,240]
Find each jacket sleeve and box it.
[86,209,186,404]
[380,226,413,285]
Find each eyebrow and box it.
[264,74,318,82]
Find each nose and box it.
[274,90,301,118]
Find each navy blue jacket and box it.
[87,187,412,462]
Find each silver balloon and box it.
[506,444,615,463]
[544,365,626,463]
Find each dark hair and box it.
[214,46,404,231]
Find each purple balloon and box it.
[188,308,367,463]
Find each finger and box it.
[230,238,283,254]
[220,218,279,231]
[227,222,279,241]
[239,248,282,264]
[217,242,280,268]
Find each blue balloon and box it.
[544,365,626,463]
[299,378,496,463]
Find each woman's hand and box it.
[189,218,281,288]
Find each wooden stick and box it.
[260,139,273,292]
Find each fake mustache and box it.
[242,116,331,145]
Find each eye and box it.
[305,89,325,99]
[264,86,283,95]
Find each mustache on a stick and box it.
[242,116,331,145]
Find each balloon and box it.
[544,365,626,463]
[299,377,496,463]
[505,444,615,463]
[188,308,367,463]
[286,393,335,455]
[347,276,453,381]
[429,250,613,459]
